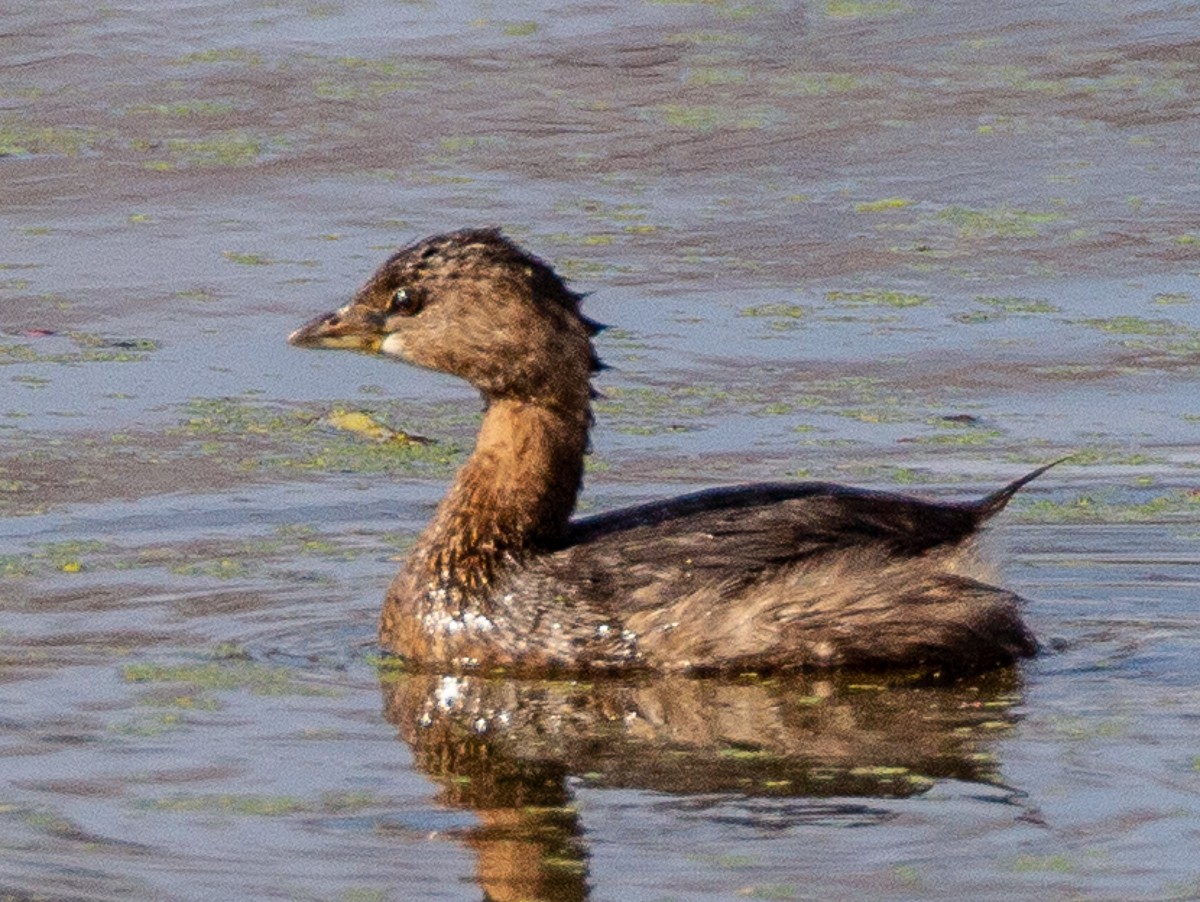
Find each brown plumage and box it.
[289,228,1056,675]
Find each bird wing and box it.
[541,483,987,613]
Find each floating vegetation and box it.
[596,384,723,422]
[937,206,1065,239]
[0,119,99,156]
[0,523,368,581]
[127,100,241,117]
[501,21,538,36]
[823,0,913,18]
[775,71,875,95]
[1059,448,1157,467]
[954,294,1061,323]
[1019,490,1200,524]
[0,539,108,578]
[141,791,377,816]
[123,659,332,696]
[143,132,276,168]
[434,135,507,158]
[738,302,809,319]
[825,289,930,308]
[685,66,749,86]
[1070,315,1200,360]
[0,333,158,366]
[324,409,431,445]
[1079,316,1181,336]
[976,295,1060,314]
[173,397,463,476]
[667,29,753,46]
[737,884,801,900]
[553,199,652,227]
[312,58,429,100]
[908,428,1004,446]
[334,57,429,79]
[848,765,935,790]
[173,48,263,66]
[174,287,219,302]
[835,406,916,425]
[221,250,274,266]
[855,197,915,213]
[1154,292,1193,305]
[952,310,1003,324]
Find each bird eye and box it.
[389,287,419,315]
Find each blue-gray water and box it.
[2,1,1200,898]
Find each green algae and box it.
[0,333,157,364]
[174,397,464,475]
[893,865,922,889]
[310,57,430,99]
[596,384,732,424]
[127,100,241,117]
[822,0,912,17]
[138,692,222,712]
[1071,315,1200,362]
[739,303,809,319]
[834,406,917,425]
[142,791,375,816]
[719,746,779,761]
[668,29,753,46]
[688,852,759,869]
[936,206,1065,239]
[0,119,99,156]
[685,66,749,86]
[434,135,507,158]
[1080,316,1182,336]
[651,104,776,131]
[150,132,275,168]
[825,288,930,308]
[175,287,220,302]
[502,21,538,36]
[976,295,1060,314]
[775,71,875,94]
[907,428,1004,446]
[1018,490,1200,524]
[740,885,801,900]
[1154,292,1193,306]
[1010,855,1075,874]
[558,199,635,221]
[855,197,915,213]
[221,251,274,266]
[740,304,810,332]
[123,659,333,696]
[0,396,466,516]
[173,48,263,66]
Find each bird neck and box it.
[409,396,592,593]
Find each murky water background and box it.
[3,1,1200,899]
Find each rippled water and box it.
[3,1,1200,899]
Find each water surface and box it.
[3,1,1200,899]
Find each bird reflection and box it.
[381,669,1025,902]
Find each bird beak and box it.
[287,305,386,353]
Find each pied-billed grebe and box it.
[289,228,1055,674]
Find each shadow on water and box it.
[383,668,1027,902]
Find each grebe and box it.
[289,228,1053,674]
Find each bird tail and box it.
[976,456,1070,519]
